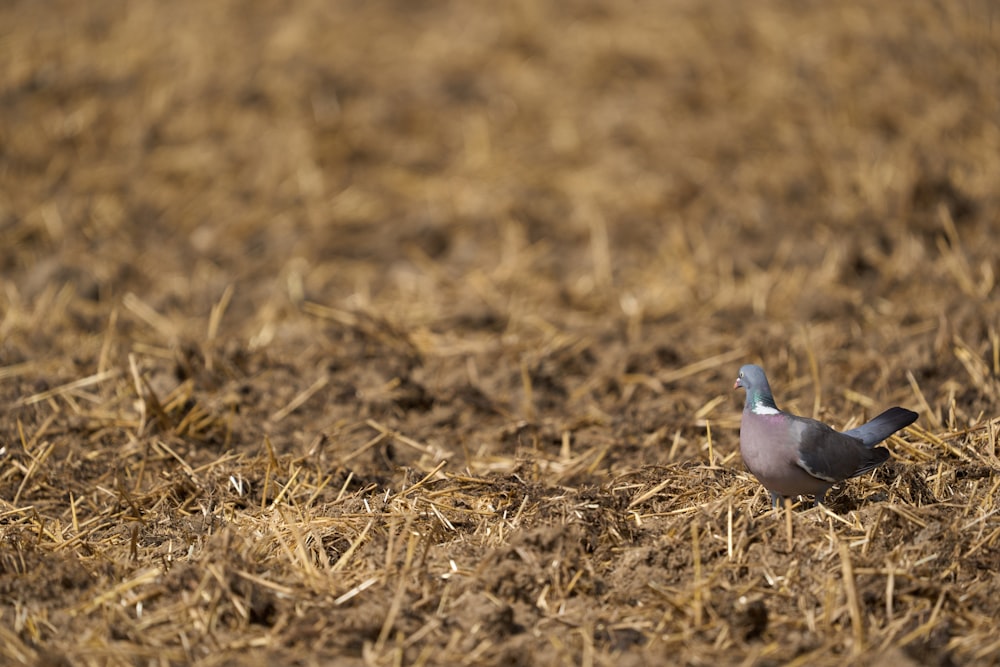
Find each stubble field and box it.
[2,1,1000,665]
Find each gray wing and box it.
[790,417,890,483]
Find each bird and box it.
[733,364,917,507]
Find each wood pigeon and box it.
[734,364,917,507]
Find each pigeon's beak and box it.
[733,378,742,390]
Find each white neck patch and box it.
[752,404,780,415]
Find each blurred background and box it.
[2,0,999,454]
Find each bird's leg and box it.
[813,490,827,507]
[770,492,783,509]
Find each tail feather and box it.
[852,445,891,477]
[842,407,918,446]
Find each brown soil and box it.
[2,1,1000,665]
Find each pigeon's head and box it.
[733,365,776,412]
[733,364,768,391]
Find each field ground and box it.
[2,1,1000,665]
